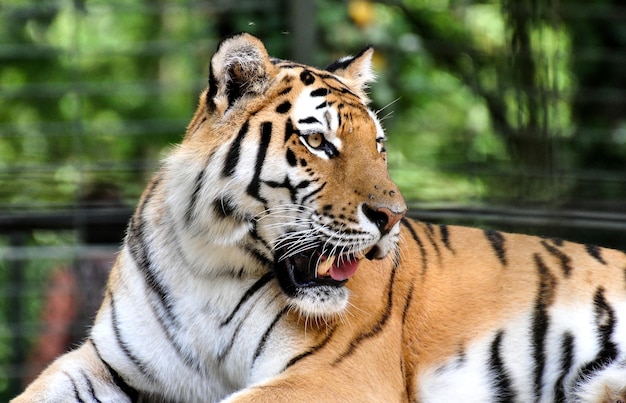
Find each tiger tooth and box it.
[317,255,336,277]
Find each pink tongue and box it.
[329,259,360,281]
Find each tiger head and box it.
[171,33,406,317]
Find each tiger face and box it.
[177,34,406,317]
[262,65,407,316]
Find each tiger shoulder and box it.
[14,33,626,403]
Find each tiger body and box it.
[14,34,626,403]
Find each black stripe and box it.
[222,121,249,177]
[300,181,326,205]
[311,73,362,101]
[126,178,180,330]
[286,148,297,167]
[252,307,289,364]
[401,218,428,274]
[401,283,415,326]
[311,87,330,97]
[275,101,291,114]
[130,208,208,375]
[206,62,218,112]
[266,176,311,204]
[553,332,574,402]
[439,224,453,252]
[217,319,245,364]
[284,118,299,143]
[221,272,275,326]
[218,290,282,365]
[65,372,86,403]
[80,370,103,403]
[244,243,273,268]
[248,220,273,252]
[325,46,373,72]
[337,110,344,130]
[133,175,160,214]
[585,244,607,265]
[285,327,338,370]
[531,253,557,400]
[188,116,207,135]
[185,167,206,225]
[247,122,272,203]
[423,223,441,261]
[488,331,515,402]
[310,88,329,97]
[333,258,399,365]
[541,240,573,277]
[575,287,619,383]
[455,347,467,366]
[298,116,321,124]
[316,101,328,109]
[90,338,141,401]
[321,79,360,99]
[550,237,564,247]
[300,70,315,85]
[108,290,157,383]
[274,62,302,69]
[484,229,507,266]
[147,290,208,375]
[185,151,215,224]
[279,86,292,95]
[213,197,238,219]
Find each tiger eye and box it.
[306,133,324,149]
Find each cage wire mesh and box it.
[1,0,626,399]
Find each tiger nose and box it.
[362,205,406,234]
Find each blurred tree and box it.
[2,0,625,208]
[373,0,571,201]
[559,0,626,203]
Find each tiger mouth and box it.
[273,245,378,295]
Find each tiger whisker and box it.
[375,97,400,115]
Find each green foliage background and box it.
[2,0,625,209]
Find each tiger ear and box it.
[325,46,375,100]
[206,33,275,114]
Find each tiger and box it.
[13,32,626,403]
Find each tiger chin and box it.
[14,34,626,403]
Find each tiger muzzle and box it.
[273,245,377,297]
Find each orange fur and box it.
[226,222,626,402]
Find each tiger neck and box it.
[113,185,295,390]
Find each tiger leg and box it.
[222,322,408,401]
[223,371,407,403]
[12,340,132,403]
